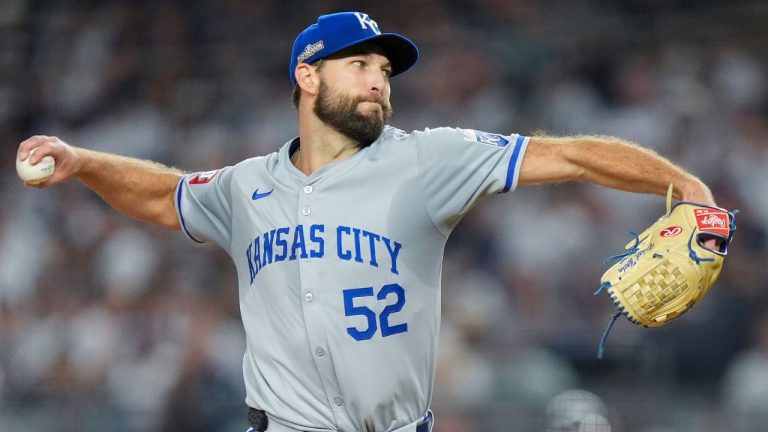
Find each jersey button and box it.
[333,397,344,406]
[303,185,313,194]
[304,292,314,302]
[315,347,325,357]
[302,206,311,216]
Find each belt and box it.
[247,408,432,432]
[417,416,430,432]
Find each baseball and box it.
[16,150,55,184]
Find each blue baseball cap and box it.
[289,12,419,85]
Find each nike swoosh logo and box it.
[252,188,274,201]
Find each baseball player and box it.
[17,11,719,432]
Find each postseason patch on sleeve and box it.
[460,129,510,147]
[188,170,220,185]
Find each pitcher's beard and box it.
[313,81,393,148]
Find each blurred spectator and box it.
[721,315,768,432]
[2,1,766,431]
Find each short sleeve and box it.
[414,127,528,233]
[175,167,234,248]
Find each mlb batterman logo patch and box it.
[189,170,220,185]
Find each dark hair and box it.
[292,85,301,109]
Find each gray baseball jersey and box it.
[175,125,529,431]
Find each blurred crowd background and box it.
[1,1,767,431]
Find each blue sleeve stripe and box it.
[176,177,204,244]
[502,135,527,193]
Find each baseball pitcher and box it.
[17,11,726,432]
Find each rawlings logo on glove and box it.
[594,185,737,358]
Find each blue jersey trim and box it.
[176,177,204,244]
[502,135,527,193]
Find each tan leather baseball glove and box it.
[595,185,736,358]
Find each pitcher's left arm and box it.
[518,134,715,206]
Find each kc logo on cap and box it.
[289,11,419,85]
[353,12,381,34]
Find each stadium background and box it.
[1,1,767,431]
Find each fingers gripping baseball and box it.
[17,136,82,187]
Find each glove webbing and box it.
[596,257,690,359]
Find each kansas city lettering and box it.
[246,224,402,284]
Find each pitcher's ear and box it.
[295,63,319,94]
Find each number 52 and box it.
[343,284,408,341]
